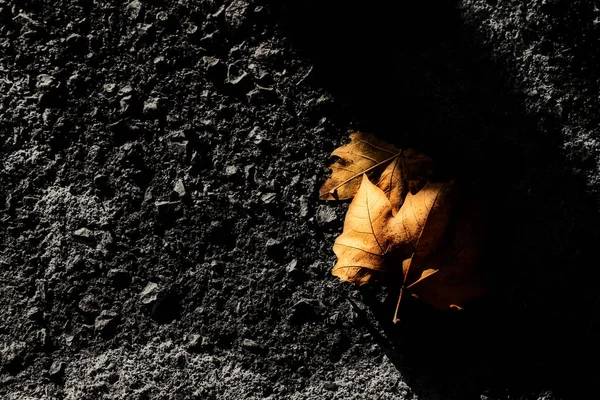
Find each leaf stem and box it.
[393,286,404,324]
[393,257,413,323]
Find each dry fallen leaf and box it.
[332,175,455,284]
[323,133,486,321]
[331,174,397,284]
[402,199,487,315]
[320,132,434,214]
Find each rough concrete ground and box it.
[2,1,600,399]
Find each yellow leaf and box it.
[396,181,457,285]
[322,132,486,321]
[319,132,434,207]
[405,199,487,311]
[332,177,454,285]
[332,174,401,284]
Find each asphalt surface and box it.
[2,1,600,399]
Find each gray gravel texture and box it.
[1,1,600,399]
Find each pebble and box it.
[117,141,143,164]
[118,85,133,96]
[155,201,180,220]
[247,126,263,140]
[139,282,160,305]
[316,206,337,225]
[96,231,114,253]
[120,95,134,113]
[212,4,225,18]
[247,86,278,105]
[78,294,100,316]
[186,334,202,352]
[94,311,119,336]
[26,307,42,321]
[36,74,56,90]
[265,238,283,260]
[186,334,211,353]
[143,97,161,116]
[64,334,75,347]
[185,23,199,37]
[224,165,238,177]
[150,291,179,323]
[210,260,225,276]
[199,31,217,48]
[255,71,274,86]
[40,110,56,127]
[103,83,117,95]
[227,63,251,87]
[261,192,276,204]
[67,74,83,94]
[93,174,109,188]
[253,44,280,59]
[125,0,143,21]
[289,299,321,324]
[204,56,226,82]
[244,165,255,182]
[73,227,94,240]
[241,338,262,352]
[156,11,169,24]
[65,33,87,53]
[204,56,222,69]
[173,179,187,198]
[48,361,65,379]
[138,22,154,37]
[154,56,167,72]
[285,259,298,274]
[0,341,25,372]
[107,269,131,288]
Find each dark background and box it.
[2,0,600,399]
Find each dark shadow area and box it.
[267,1,600,399]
